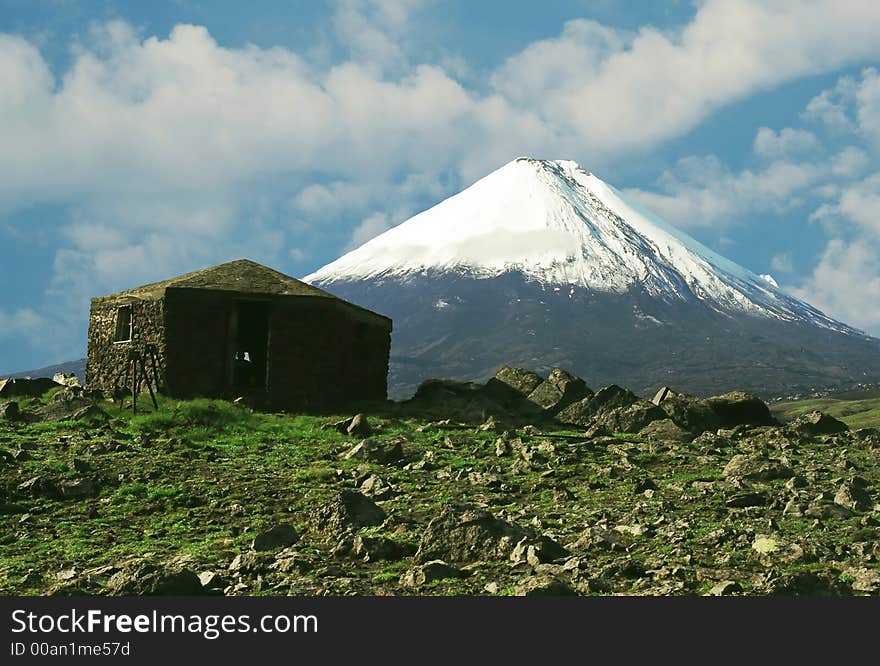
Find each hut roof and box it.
[97,259,339,300]
[93,259,391,325]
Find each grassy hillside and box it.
[772,391,880,430]
[2,393,879,596]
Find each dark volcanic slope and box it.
[319,271,880,400]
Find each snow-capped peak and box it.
[305,157,851,332]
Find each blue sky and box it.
[2,0,880,373]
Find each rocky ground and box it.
[1,367,879,596]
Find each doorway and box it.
[229,300,270,390]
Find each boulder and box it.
[514,574,576,596]
[656,393,721,433]
[346,414,372,437]
[58,478,97,500]
[510,535,569,567]
[1,401,20,421]
[708,580,743,596]
[489,366,543,397]
[652,386,676,405]
[344,438,404,465]
[310,491,386,535]
[252,524,300,552]
[52,372,82,388]
[592,400,667,434]
[31,397,108,423]
[723,454,793,481]
[405,379,512,423]
[555,385,641,426]
[638,418,693,442]
[788,410,848,435]
[106,558,205,595]
[414,504,531,565]
[527,369,593,414]
[704,391,775,428]
[399,560,466,588]
[0,377,62,399]
[834,477,872,512]
[352,535,413,562]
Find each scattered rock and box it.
[556,384,641,426]
[0,377,62,399]
[510,535,569,567]
[761,571,847,595]
[526,369,592,414]
[344,438,404,465]
[310,491,386,536]
[834,477,872,512]
[705,391,775,428]
[58,478,97,500]
[725,491,767,508]
[656,392,721,433]
[788,411,848,435]
[514,574,576,596]
[228,551,273,576]
[198,571,226,592]
[751,536,779,554]
[639,418,692,442]
[1,401,20,420]
[107,559,205,595]
[358,474,394,500]
[847,567,880,593]
[494,436,511,457]
[400,560,466,588]
[593,400,667,434]
[723,454,792,481]
[52,372,82,388]
[346,414,372,437]
[252,524,300,552]
[352,535,413,562]
[708,580,742,596]
[414,504,531,564]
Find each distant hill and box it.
[5,358,86,382]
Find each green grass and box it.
[771,394,880,429]
[2,388,879,596]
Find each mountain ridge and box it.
[307,157,880,399]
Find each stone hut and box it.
[86,259,392,409]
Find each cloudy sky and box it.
[2,0,880,373]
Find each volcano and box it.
[305,157,880,399]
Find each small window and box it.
[113,305,132,342]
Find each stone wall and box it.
[163,289,233,398]
[87,286,391,409]
[162,288,391,408]
[85,296,166,394]
[267,298,391,409]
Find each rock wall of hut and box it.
[87,286,391,409]
[85,296,166,394]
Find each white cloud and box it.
[830,146,870,178]
[753,127,820,160]
[792,238,880,332]
[492,1,880,154]
[347,212,393,250]
[770,252,794,274]
[810,171,880,235]
[624,154,823,229]
[0,308,47,341]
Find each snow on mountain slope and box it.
[305,157,854,333]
